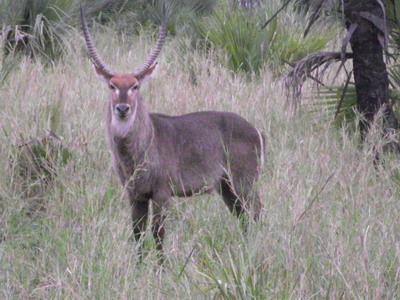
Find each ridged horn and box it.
[80,6,116,78]
[133,4,167,78]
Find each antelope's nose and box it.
[116,104,130,116]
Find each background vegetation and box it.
[1,0,399,298]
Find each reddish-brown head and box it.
[95,65,157,119]
[80,5,166,120]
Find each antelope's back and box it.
[150,111,263,178]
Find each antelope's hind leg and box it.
[218,177,262,228]
[219,178,246,218]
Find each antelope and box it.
[80,7,264,254]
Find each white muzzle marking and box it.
[111,100,138,137]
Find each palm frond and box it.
[285,51,353,102]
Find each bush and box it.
[196,8,274,75]
[1,0,76,61]
[112,0,218,36]
[196,1,334,76]
[0,0,123,62]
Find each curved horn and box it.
[133,4,167,77]
[80,6,116,78]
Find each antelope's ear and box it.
[137,63,158,86]
[94,65,112,84]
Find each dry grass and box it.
[0,30,399,299]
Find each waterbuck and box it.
[80,7,264,253]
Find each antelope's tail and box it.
[256,128,265,174]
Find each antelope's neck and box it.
[108,98,155,169]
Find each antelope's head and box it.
[80,6,166,121]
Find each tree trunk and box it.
[344,0,399,139]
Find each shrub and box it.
[0,0,122,62]
[1,0,76,61]
[196,1,334,76]
[113,0,218,36]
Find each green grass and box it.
[0,28,399,299]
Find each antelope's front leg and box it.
[129,200,150,262]
[151,190,171,259]
[152,205,166,253]
[130,200,150,243]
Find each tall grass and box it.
[0,26,399,299]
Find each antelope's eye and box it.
[131,84,139,90]
[109,84,116,90]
